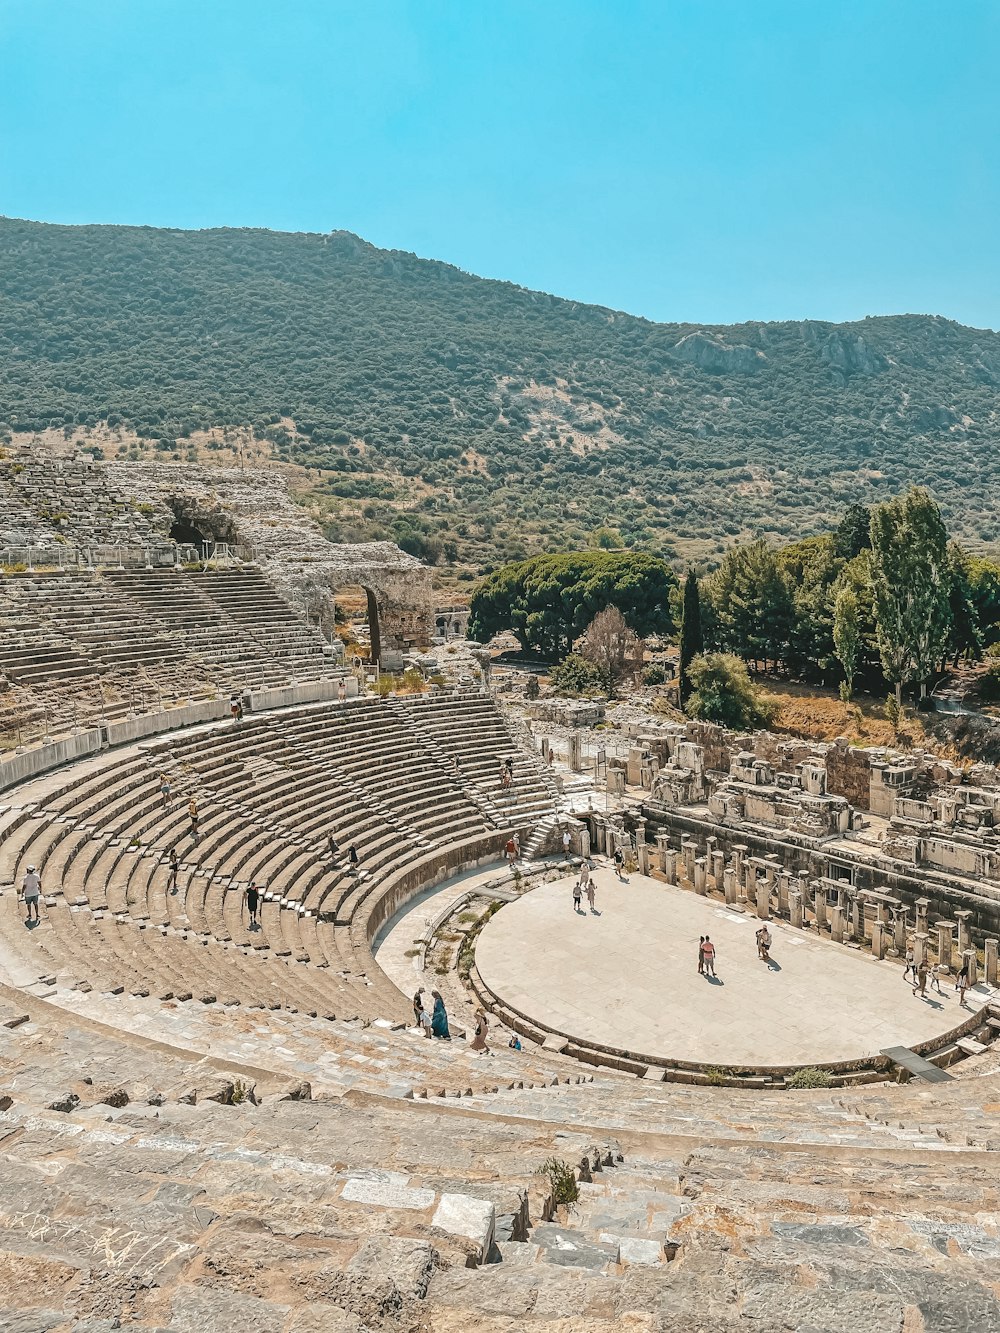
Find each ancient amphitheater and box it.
[1,449,1000,1332]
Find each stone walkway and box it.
[475,868,996,1067]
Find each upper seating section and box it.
[0,567,337,740]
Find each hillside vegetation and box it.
[2,217,1000,570]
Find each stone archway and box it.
[331,584,382,665]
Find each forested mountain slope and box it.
[2,216,999,568]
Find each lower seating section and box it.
[1,988,999,1330]
[0,694,555,1021]
[0,566,337,739]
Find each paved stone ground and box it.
[475,868,994,1067]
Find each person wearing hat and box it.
[20,865,42,924]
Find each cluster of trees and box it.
[696,490,1000,702]
[468,551,675,659]
[4,219,1000,571]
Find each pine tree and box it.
[678,570,703,703]
[832,586,861,698]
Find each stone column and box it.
[789,888,803,929]
[694,858,707,895]
[871,921,886,960]
[956,911,973,957]
[655,833,670,874]
[593,820,607,855]
[776,871,790,917]
[705,835,718,863]
[731,844,747,888]
[637,839,650,876]
[663,849,678,886]
[580,827,591,860]
[723,868,738,907]
[830,905,845,944]
[681,837,696,883]
[569,733,582,772]
[914,932,929,967]
[813,882,827,932]
[756,878,770,921]
[935,922,953,973]
[963,947,978,985]
[985,938,998,987]
[915,897,930,938]
[891,908,907,957]
[711,850,725,890]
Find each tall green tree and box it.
[869,487,951,703]
[678,569,703,703]
[945,542,981,665]
[707,538,793,669]
[832,503,872,560]
[832,586,861,698]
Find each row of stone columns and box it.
[638,826,1000,986]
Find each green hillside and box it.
[2,216,999,570]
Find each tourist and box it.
[702,935,717,977]
[579,859,591,891]
[508,1033,522,1051]
[562,828,572,857]
[412,987,425,1030]
[348,845,360,873]
[698,935,705,974]
[328,832,341,861]
[956,956,970,1006]
[930,961,945,994]
[230,695,244,722]
[244,882,261,930]
[586,877,597,913]
[505,836,518,865]
[903,945,916,984]
[470,1007,492,1055]
[499,762,510,790]
[612,845,626,880]
[159,773,171,806]
[912,958,928,998]
[168,847,179,893]
[420,1000,433,1039]
[505,757,514,784]
[431,990,451,1040]
[338,677,347,703]
[20,865,41,924]
[573,879,582,913]
[756,924,772,962]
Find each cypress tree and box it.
[678,569,703,704]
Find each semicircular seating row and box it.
[0,693,559,1022]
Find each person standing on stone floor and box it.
[20,865,41,925]
[159,773,171,806]
[930,960,945,994]
[913,957,928,998]
[612,845,626,880]
[573,879,583,913]
[413,987,426,1030]
[956,956,970,1006]
[903,945,916,983]
[698,935,706,974]
[562,828,571,857]
[702,935,717,977]
[586,877,597,914]
[244,883,261,930]
[338,677,347,703]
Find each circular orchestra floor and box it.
[475,868,986,1069]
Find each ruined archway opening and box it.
[333,585,382,665]
[165,497,240,553]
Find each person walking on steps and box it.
[413,987,426,1031]
[168,847,179,894]
[159,773,172,806]
[470,1007,493,1055]
[431,990,451,1040]
[702,935,717,978]
[20,865,41,925]
[244,883,261,931]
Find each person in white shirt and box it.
[21,866,41,924]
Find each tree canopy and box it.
[468,551,675,659]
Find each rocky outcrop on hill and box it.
[670,332,765,374]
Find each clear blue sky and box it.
[2,0,998,328]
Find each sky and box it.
[1,0,998,329]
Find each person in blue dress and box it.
[431,990,451,1040]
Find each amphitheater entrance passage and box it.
[166,497,240,553]
[334,585,382,664]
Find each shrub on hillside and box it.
[548,653,604,697]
